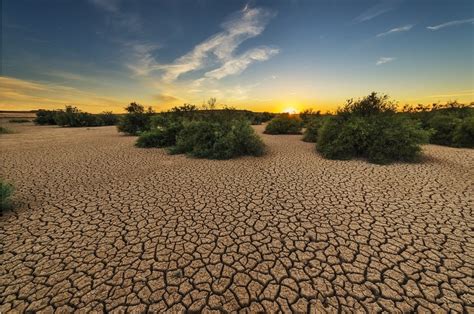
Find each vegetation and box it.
[34,107,118,127]
[299,108,321,126]
[0,126,13,134]
[316,92,430,164]
[0,179,14,212]
[402,101,473,148]
[302,117,327,142]
[117,102,154,135]
[170,119,264,159]
[264,114,303,134]
[9,119,30,123]
[135,102,265,159]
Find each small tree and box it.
[117,102,153,135]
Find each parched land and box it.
[1,123,473,313]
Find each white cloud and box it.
[124,43,161,76]
[427,18,474,31]
[160,6,276,82]
[376,57,396,65]
[89,0,120,13]
[376,24,413,37]
[204,47,279,80]
[355,0,400,23]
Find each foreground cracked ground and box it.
[1,123,473,313]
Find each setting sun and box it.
[283,107,298,114]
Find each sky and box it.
[1,0,473,113]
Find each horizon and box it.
[1,0,473,113]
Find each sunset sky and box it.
[1,0,473,113]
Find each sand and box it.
[1,122,473,312]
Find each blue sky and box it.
[1,0,473,112]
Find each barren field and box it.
[1,123,473,313]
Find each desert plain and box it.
[0,121,473,313]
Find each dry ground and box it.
[1,123,473,313]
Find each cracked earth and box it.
[1,123,473,313]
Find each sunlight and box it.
[283,107,298,114]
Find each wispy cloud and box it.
[376,24,413,37]
[355,0,400,23]
[427,18,474,31]
[89,0,142,32]
[157,6,277,82]
[124,43,161,76]
[376,57,396,65]
[204,47,279,80]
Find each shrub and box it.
[264,114,303,135]
[299,109,321,125]
[117,102,154,135]
[55,106,101,127]
[97,111,118,126]
[302,117,326,142]
[9,119,30,123]
[453,116,474,148]
[0,126,13,134]
[136,122,183,148]
[34,109,57,125]
[171,119,264,159]
[316,93,430,164]
[427,114,461,146]
[0,179,14,212]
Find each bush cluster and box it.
[302,117,327,142]
[264,114,303,134]
[134,104,265,159]
[9,119,30,123]
[117,103,154,135]
[0,179,14,212]
[34,107,118,127]
[316,92,430,164]
[402,101,473,148]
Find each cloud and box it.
[427,18,474,31]
[204,47,279,80]
[159,6,276,82]
[376,24,413,37]
[153,94,180,104]
[124,43,161,76]
[89,0,142,32]
[0,76,122,112]
[376,57,395,65]
[355,0,400,23]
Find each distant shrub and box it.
[264,114,303,135]
[0,179,14,212]
[54,106,100,127]
[299,109,321,125]
[453,116,474,148]
[171,119,264,159]
[34,109,57,125]
[0,126,13,134]
[117,102,154,135]
[317,93,430,164]
[302,117,326,142]
[97,111,118,126]
[9,119,30,123]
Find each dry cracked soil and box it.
[1,122,473,313]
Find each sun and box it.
[283,107,298,114]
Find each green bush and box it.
[171,119,264,159]
[0,126,13,134]
[302,117,326,142]
[453,116,474,148]
[117,102,154,135]
[136,122,183,148]
[55,106,100,127]
[97,111,118,126]
[9,119,30,123]
[1,180,14,212]
[427,114,461,146]
[264,114,303,135]
[34,109,58,125]
[316,93,430,164]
